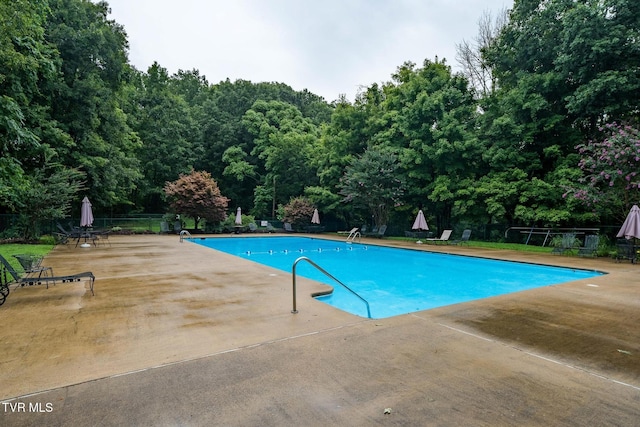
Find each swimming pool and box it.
[192,236,603,319]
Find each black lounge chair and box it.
[0,255,95,307]
[615,239,637,263]
[450,229,472,245]
[577,235,599,257]
[364,224,387,238]
[551,233,578,255]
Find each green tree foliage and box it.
[196,79,331,212]
[238,100,320,216]
[2,0,637,237]
[338,148,404,228]
[11,166,85,240]
[381,60,479,227]
[44,0,141,210]
[475,0,640,225]
[164,170,229,229]
[130,63,196,210]
[0,0,58,206]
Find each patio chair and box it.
[94,230,112,247]
[450,229,472,245]
[362,225,379,237]
[551,233,578,255]
[0,255,95,299]
[577,235,599,257]
[284,223,295,233]
[56,222,81,242]
[424,230,453,244]
[615,239,637,264]
[363,225,386,238]
[248,223,258,233]
[13,254,54,280]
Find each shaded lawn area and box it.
[386,237,553,253]
[0,244,55,271]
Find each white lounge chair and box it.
[425,229,452,244]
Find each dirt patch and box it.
[458,297,640,381]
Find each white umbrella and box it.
[617,204,640,240]
[412,209,428,231]
[311,209,320,224]
[235,207,242,225]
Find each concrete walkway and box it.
[0,234,638,426]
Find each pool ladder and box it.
[291,256,371,319]
[179,230,192,242]
[346,230,361,243]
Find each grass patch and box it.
[463,241,552,253]
[0,244,55,271]
[387,237,552,253]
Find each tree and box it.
[381,59,480,228]
[565,122,640,221]
[0,0,59,214]
[9,166,85,240]
[456,8,508,97]
[279,197,315,230]
[164,170,229,230]
[338,148,404,228]
[45,0,141,211]
[131,63,195,210]
[238,100,320,216]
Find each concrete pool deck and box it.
[0,234,638,425]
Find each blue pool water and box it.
[192,236,603,319]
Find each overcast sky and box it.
[105,0,512,102]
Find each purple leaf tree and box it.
[565,123,640,220]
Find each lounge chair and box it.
[56,222,81,243]
[577,235,599,257]
[13,254,54,280]
[265,223,277,233]
[284,223,294,233]
[248,223,258,233]
[0,255,95,306]
[615,239,637,263]
[424,230,453,244]
[364,225,387,238]
[551,233,578,255]
[450,229,472,245]
[339,227,359,235]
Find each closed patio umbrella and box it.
[80,197,94,228]
[311,209,320,224]
[79,197,94,248]
[412,210,428,231]
[617,205,640,239]
[235,207,242,225]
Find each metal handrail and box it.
[179,230,192,242]
[291,256,371,318]
[346,230,361,243]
